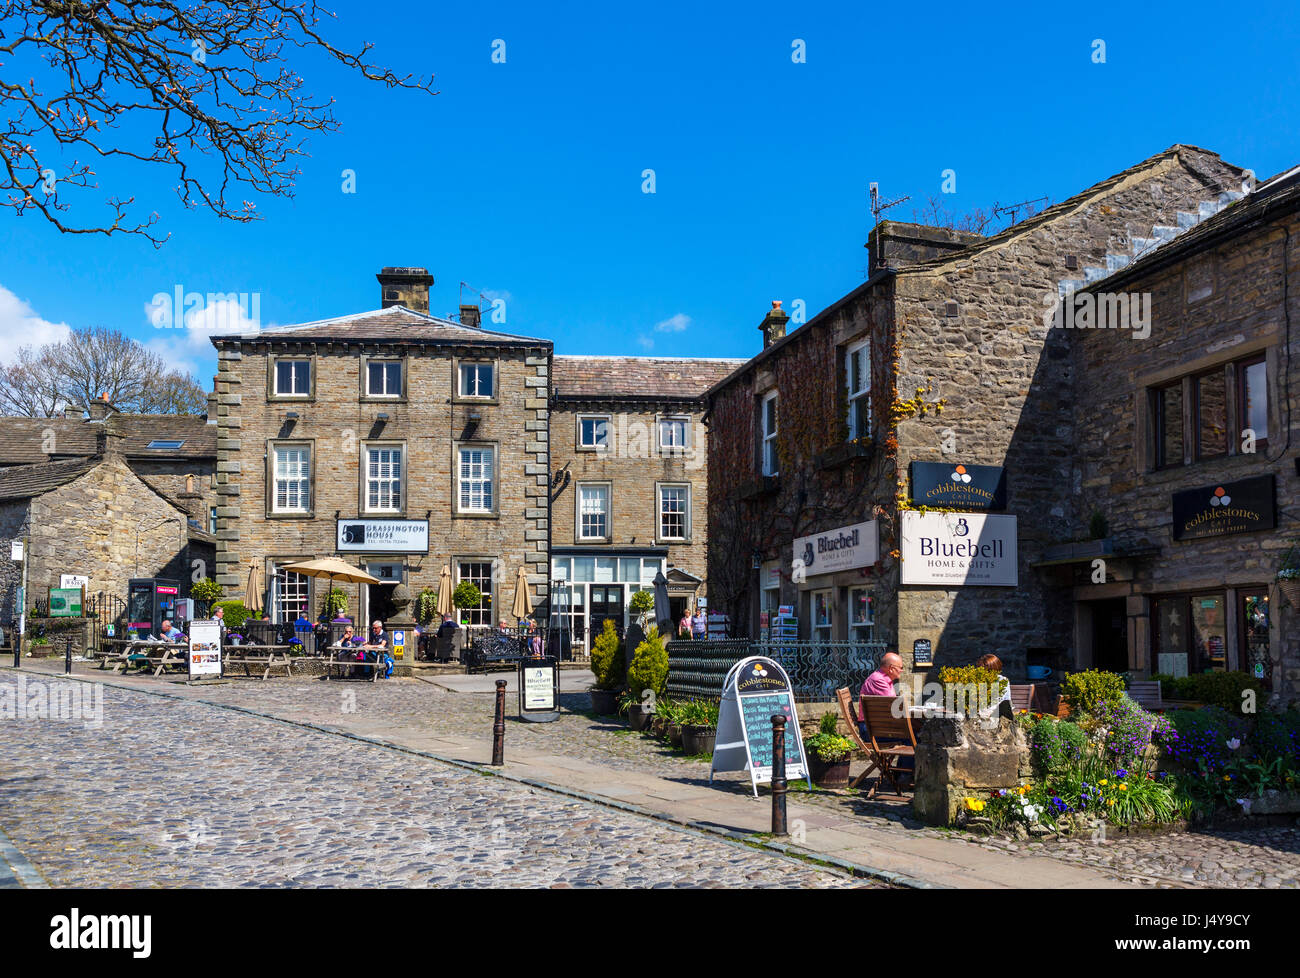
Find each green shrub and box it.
[819,711,840,736]
[806,732,855,763]
[415,587,439,625]
[629,589,655,624]
[452,581,482,610]
[190,578,223,605]
[1161,671,1262,715]
[1029,717,1086,777]
[589,619,624,691]
[626,626,669,701]
[938,665,1008,715]
[1060,669,1127,717]
[323,588,348,619]
[679,699,719,728]
[213,600,249,630]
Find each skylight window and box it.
[146,440,186,450]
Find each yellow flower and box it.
[965,798,985,812]
[1223,775,1231,782]
[1119,784,1128,791]
[1108,798,1115,806]
[1099,779,1108,786]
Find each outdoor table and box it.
[104,641,188,676]
[222,643,295,680]
[323,647,383,682]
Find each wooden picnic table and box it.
[222,643,296,680]
[322,646,386,682]
[94,639,188,676]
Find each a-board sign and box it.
[913,638,933,667]
[710,656,808,797]
[188,619,222,679]
[518,656,559,723]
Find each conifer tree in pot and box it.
[587,618,624,715]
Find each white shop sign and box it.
[793,519,879,575]
[60,574,90,590]
[900,512,1018,587]
[336,519,429,553]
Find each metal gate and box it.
[85,591,127,656]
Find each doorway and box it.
[1090,598,1128,673]
[589,585,625,640]
[364,561,403,626]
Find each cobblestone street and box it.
[0,673,871,888]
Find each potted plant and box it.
[680,699,719,755]
[322,587,349,621]
[453,582,482,626]
[415,587,439,626]
[805,711,855,788]
[629,588,655,629]
[190,578,223,617]
[1278,541,1300,608]
[653,698,679,744]
[625,626,668,732]
[619,689,651,731]
[587,618,624,715]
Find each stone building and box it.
[704,145,1250,689]
[209,268,553,632]
[1065,163,1299,703]
[549,355,745,649]
[0,412,216,624]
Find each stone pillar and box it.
[911,715,1032,827]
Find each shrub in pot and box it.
[588,619,624,715]
[625,626,668,730]
[806,711,854,787]
[680,699,719,755]
[619,689,651,731]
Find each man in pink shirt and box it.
[859,651,903,731]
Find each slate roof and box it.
[0,415,215,466]
[552,356,748,402]
[211,306,551,348]
[0,457,97,501]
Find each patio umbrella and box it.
[436,565,454,618]
[244,561,263,616]
[652,570,672,637]
[511,565,533,621]
[279,557,379,624]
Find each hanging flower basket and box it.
[1279,575,1300,609]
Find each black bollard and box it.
[771,714,788,837]
[11,623,18,669]
[65,636,73,675]
[492,679,507,765]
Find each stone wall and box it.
[213,342,552,619]
[551,401,714,587]
[0,501,32,623]
[912,715,1032,826]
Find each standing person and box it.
[678,609,691,639]
[212,606,225,636]
[691,606,707,640]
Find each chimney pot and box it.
[376,266,434,314]
[759,302,790,350]
[460,304,482,329]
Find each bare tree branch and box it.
[0,1,437,244]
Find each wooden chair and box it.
[1009,684,1036,714]
[1127,680,1164,712]
[835,688,917,797]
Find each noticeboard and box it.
[710,656,808,797]
[47,587,84,618]
[187,619,222,679]
[518,657,559,722]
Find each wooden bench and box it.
[1127,680,1164,712]
[222,644,295,680]
[122,643,188,677]
[323,649,385,682]
[835,687,918,797]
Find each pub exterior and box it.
[704,147,1265,692]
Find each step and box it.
[1199,200,1222,219]
[1176,211,1199,228]
[1105,253,1131,272]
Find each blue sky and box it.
[2,1,1298,388]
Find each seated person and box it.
[858,651,903,736]
[975,653,1014,721]
[333,624,358,649]
[160,619,184,643]
[364,620,388,651]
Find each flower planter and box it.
[669,722,683,749]
[648,716,667,738]
[589,688,619,715]
[1279,578,1300,609]
[682,725,716,755]
[627,705,651,732]
[809,756,852,788]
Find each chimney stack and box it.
[460,304,482,329]
[376,266,434,314]
[86,393,116,421]
[759,300,789,349]
[94,414,124,457]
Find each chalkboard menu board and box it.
[739,692,803,772]
[710,656,809,796]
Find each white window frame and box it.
[457,446,495,514]
[366,359,403,398]
[459,362,495,399]
[761,392,779,476]
[273,358,312,398]
[274,566,311,625]
[577,483,611,542]
[657,483,690,541]
[271,443,312,514]
[849,586,873,642]
[811,588,833,641]
[657,415,690,452]
[363,442,405,514]
[456,559,495,628]
[846,338,871,440]
[577,414,611,450]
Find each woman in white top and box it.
[975,653,1014,721]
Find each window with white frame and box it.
[658,416,689,451]
[271,444,311,514]
[812,589,833,641]
[761,392,779,476]
[275,568,310,624]
[658,484,689,540]
[456,560,494,627]
[274,359,311,397]
[578,415,610,449]
[578,485,610,540]
[846,339,871,440]
[366,360,403,397]
[459,362,495,398]
[849,586,873,642]
[458,447,495,512]
[365,444,403,512]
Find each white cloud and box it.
[0,284,73,363]
[143,291,268,382]
[636,334,654,350]
[653,313,691,333]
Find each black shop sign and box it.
[910,461,1007,511]
[1171,475,1276,541]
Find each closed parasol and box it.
[436,565,454,618]
[244,561,263,616]
[511,565,534,621]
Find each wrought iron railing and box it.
[667,639,888,703]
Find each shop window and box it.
[1153,383,1184,469]
[1240,591,1271,690]
[1238,356,1268,449]
[1194,371,1228,460]
[456,561,494,627]
[849,587,873,642]
[811,589,833,641]
[1153,593,1227,675]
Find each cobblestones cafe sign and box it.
[1172,475,1276,542]
[711,656,809,798]
[909,461,1007,510]
[900,512,1018,587]
[793,520,879,576]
